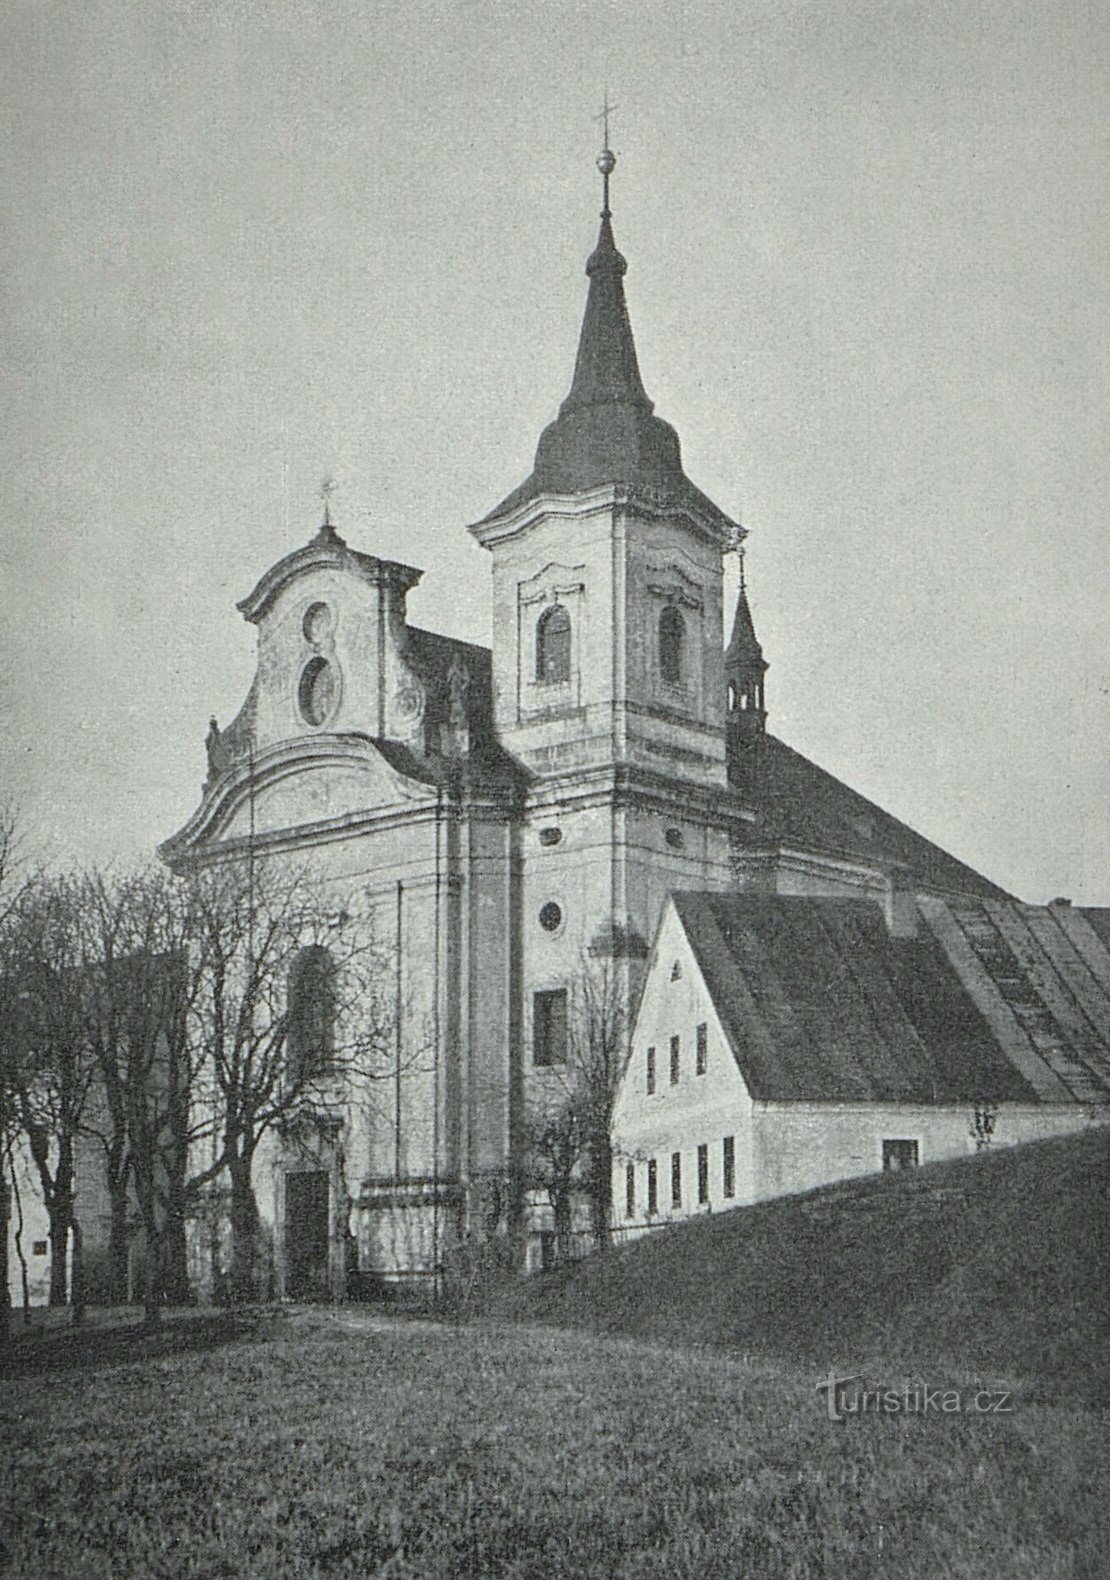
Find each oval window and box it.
[302,601,334,647]
[298,656,336,727]
[539,901,563,933]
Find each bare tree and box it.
[523,956,629,1264]
[78,867,211,1326]
[0,806,31,1343]
[522,1100,581,1267]
[8,874,100,1310]
[183,860,398,1303]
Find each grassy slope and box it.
[0,1133,1105,1577]
[1,1313,1105,1578]
[495,1130,1110,1395]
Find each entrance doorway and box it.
[284,1170,330,1299]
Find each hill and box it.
[496,1129,1109,1394]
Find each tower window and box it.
[659,605,685,685]
[287,945,336,1085]
[533,989,567,1067]
[536,605,571,683]
[727,682,737,711]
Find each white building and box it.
[612,892,1110,1237]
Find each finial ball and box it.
[596,149,616,176]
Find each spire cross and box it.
[593,90,618,215]
[320,476,338,529]
[593,90,617,151]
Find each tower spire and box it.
[470,124,743,543]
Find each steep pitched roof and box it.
[672,892,1110,1106]
[731,732,1011,900]
[673,893,1039,1104]
[476,201,740,539]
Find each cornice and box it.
[237,532,422,626]
[467,482,743,553]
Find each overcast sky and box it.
[2,0,1106,902]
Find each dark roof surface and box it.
[673,892,1042,1104]
[1080,908,1110,951]
[732,733,1010,900]
[478,211,738,537]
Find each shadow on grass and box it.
[0,1305,290,1380]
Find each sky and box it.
[1,0,1107,903]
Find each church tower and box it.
[469,131,750,1053]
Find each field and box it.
[1,1132,1106,1577]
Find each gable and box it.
[618,899,753,1124]
[161,736,438,864]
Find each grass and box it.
[0,1131,1106,1576]
[495,1128,1110,1398]
[1,1309,1105,1578]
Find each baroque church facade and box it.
[159,147,1102,1295]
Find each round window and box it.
[539,901,563,933]
[302,601,334,646]
[298,656,337,727]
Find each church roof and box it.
[732,732,1011,900]
[476,166,740,540]
[671,892,1110,1105]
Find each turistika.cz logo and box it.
[816,1372,1014,1422]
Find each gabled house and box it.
[612,893,1110,1235]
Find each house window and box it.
[625,1164,635,1219]
[659,605,685,685]
[882,1139,919,1173]
[646,1046,656,1094]
[671,1151,682,1208]
[287,944,335,1085]
[536,605,571,683]
[670,1035,680,1085]
[647,1159,658,1216]
[539,1230,557,1270]
[697,1143,709,1204]
[533,989,567,1067]
[32,1240,48,1257]
[696,1022,707,1075]
[723,1135,735,1199]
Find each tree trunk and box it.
[553,1182,574,1266]
[47,1201,72,1307]
[106,1167,130,1307]
[160,1179,190,1307]
[70,1219,85,1326]
[229,1155,259,1304]
[0,1175,10,1346]
[130,1151,162,1330]
[588,1136,612,1253]
[8,1163,31,1325]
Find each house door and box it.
[284,1170,330,1299]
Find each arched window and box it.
[536,604,571,683]
[659,605,684,685]
[286,945,335,1085]
[726,682,737,712]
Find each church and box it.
[158,142,1108,1295]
